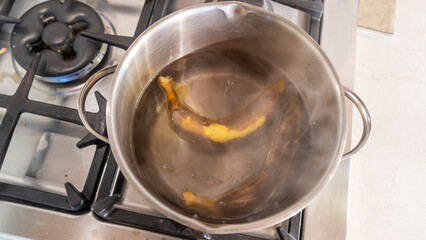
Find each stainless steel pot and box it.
[78,2,371,234]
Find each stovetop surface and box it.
[0,1,326,239]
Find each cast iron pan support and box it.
[0,53,109,212]
[0,14,20,24]
[79,0,161,50]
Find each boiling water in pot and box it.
[132,49,311,222]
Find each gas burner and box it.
[10,0,107,83]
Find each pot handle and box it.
[78,65,117,144]
[341,86,371,160]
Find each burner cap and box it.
[11,0,105,78]
[42,22,73,50]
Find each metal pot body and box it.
[106,2,346,234]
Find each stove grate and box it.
[0,52,109,212]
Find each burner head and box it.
[10,0,105,82]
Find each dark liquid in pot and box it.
[132,49,311,222]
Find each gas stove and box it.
[0,0,357,239]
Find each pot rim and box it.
[106,2,347,234]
